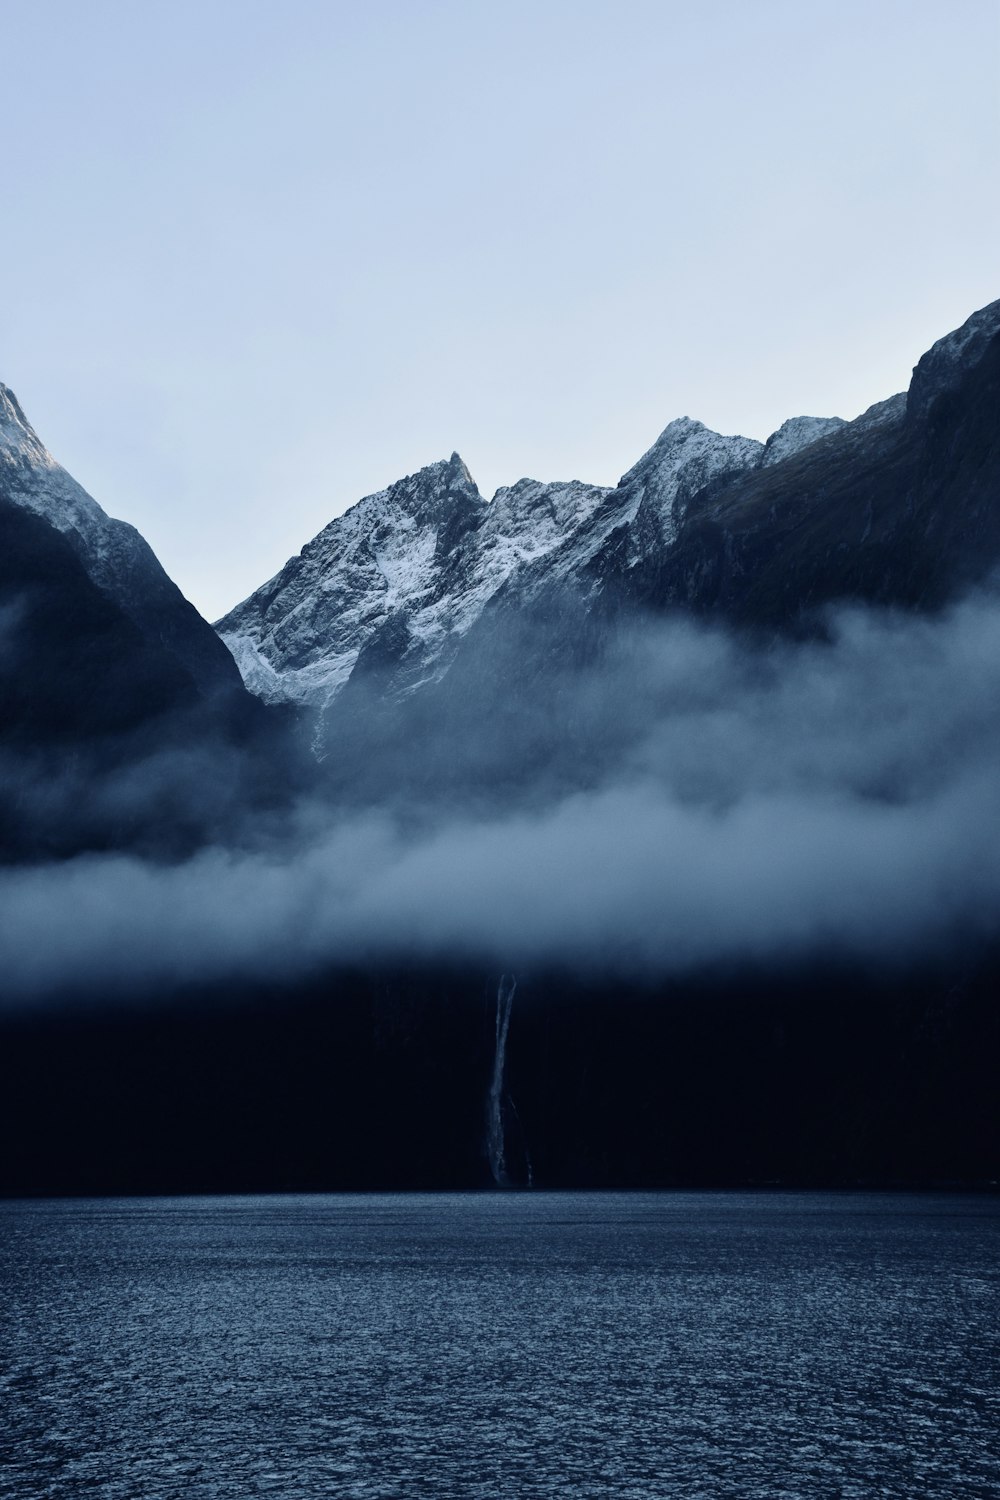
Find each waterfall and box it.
[487,974,517,1186]
[309,707,328,763]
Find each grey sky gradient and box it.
[2,0,997,619]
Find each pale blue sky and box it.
[2,0,997,618]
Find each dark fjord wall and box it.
[0,956,996,1195]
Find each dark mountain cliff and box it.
[617,308,1000,627]
[0,391,298,860]
[0,382,247,705]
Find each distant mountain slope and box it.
[0,384,246,702]
[617,302,1000,627]
[217,300,1000,726]
[216,411,841,710]
[0,391,294,860]
[0,495,205,859]
[3,300,996,846]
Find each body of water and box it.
[1,1192,998,1497]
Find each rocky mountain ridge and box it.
[215,405,860,711]
[217,298,1000,716]
[0,384,246,703]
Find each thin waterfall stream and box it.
[487,975,516,1186]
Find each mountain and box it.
[618,301,1000,627]
[215,450,620,709]
[0,304,998,1194]
[211,300,1000,819]
[213,418,805,712]
[0,493,201,745]
[0,384,247,703]
[5,301,997,835]
[217,451,489,706]
[0,388,291,860]
[217,301,1000,720]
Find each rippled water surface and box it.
[2,1192,998,1498]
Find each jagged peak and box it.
[383,451,483,513]
[447,450,475,484]
[0,383,51,467]
[493,476,543,498]
[301,454,484,549]
[0,382,30,428]
[649,415,707,445]
[409,449,476,483]
[620,416,763,491]
[490,475,598,503]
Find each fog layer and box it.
[2,595,998,1004]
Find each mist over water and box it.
[2,592,1000,1004]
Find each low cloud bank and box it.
[2,594,999,1004]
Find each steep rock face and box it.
[217,453,489,706]
[0,495,200,749]
[217,450,630,707]
[618,417,764,557]
[622,300,1000,628]
[0,391,293,860]
[217,299,1000,717]
[0,494,220,860]
[0,385,246,702]
[906,299,1000,421]
[218,418,809,710]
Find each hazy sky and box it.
[2,0,997,619]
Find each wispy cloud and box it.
[2,593,998,1005]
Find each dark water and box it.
[1,1193,998,1498]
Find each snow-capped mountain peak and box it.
[215,299,1000,718]
[216,413,845,711]
[761,415,846,466]
[1,383,50,467]
[0,382,123,566]
[618,416,765,552]
[216,453,492,707]
[0,383,246,699]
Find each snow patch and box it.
[762,416,846,466]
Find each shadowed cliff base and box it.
[0,951,996,1196]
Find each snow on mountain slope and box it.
[216,452,488,707]
[0,384,142,584]
[222,305,1000,716]
[618,417,764,546]
[761,415,846,466]
[217,410,852,710]
[216,453,620,707]
[0,383,245,700]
